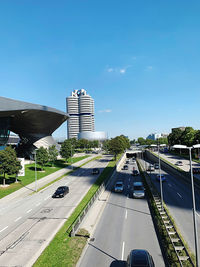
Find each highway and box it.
[0,155,111,266]
[141,157,200,256]
[78,159,165,267]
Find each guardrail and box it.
[138,159,194,267]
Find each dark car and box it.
[92,168,100,174]
[123,165,129,170]
[132,170,139,176]
[126,249,155,267]
[52,186,69,198]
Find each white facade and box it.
[66,89,95,139]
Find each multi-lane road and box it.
[78,159,165,267]
[141,156,200,257]
[0,155,111,266]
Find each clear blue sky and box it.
[1,1,200,140]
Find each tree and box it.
[108,136,125,159]
[137,137,146,145]
[36,147,49,171]
[180,127,196,147]
[168,128,183,146]
[48,145,58,167]
[77,139,89,149]
[60,139,74,161]
[0,146,21,186]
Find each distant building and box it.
[147,133,169,140]
[66,89,95,139]
[78,131,107,141]
[172,127,186,133]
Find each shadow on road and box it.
[88,242,117,261]
[110,260,126,267]
[107,202,151,216]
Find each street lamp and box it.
[173,144,200,267]
[33,149,38,192]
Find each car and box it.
[114,181,124,192]
[92,168,100,174]
[132,170,139,176]
[132,158,136,162]
[126,249,155,267]
[193,167,200,174]
[175,160,183,166]
[123,165,129,170]
[148,164,154,171]
[133,182,145,198]
[156,174,166,182]
[154,163,159,169]
[126,160,129,164]
[52,186,69,198]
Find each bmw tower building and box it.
[66,89,95,139]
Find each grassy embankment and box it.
[0,155,89,199]
[34,155,119,267]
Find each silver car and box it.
[133,182,145,198]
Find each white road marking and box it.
[36,203,41,207]
[0,226,8,233]
[44,195,51,201]
[14,217,22,222]
[177,192,182,199]
[168,183,172,187]
[121,241,125,260]
[125,210,127,219]
[27,209,32,213]
[128,185,130,188]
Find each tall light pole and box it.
[173,144,200,267]
[33,149,38,192]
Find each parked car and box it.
[126,249,155,267]
[126,160,129,164]
[133,182,145,198]
[193,167,200,174]
[175,160,183,166]
[154,163,159,169]
[52,186,69,198]
[92,168,100,174]
[114,181,124,192]
[156,174,166,182]
[132,170,139,176]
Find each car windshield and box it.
[132,254,148,265]
[134,186,143,190]
[116,183,123,187]
[56,187,65,192]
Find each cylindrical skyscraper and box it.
[66,89,95,139]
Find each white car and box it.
[175,161,183,166]
[114,181,124,192]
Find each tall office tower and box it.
[66,89,95,139]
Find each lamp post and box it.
[173,144,200,267]
[71,144,73,170]
[33,149,38,192]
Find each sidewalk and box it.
[0,154,97,205]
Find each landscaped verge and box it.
[33,155,119,267]
[0,155,89,199]
[137,160,195,267]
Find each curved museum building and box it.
[0,96,69,156]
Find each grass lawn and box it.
[0,155,89,199]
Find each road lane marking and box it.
[14,217,22,222]
[121,241,125,260]
[36,203,41,207]
[177,192,182,199]
[125,210,127,219]
[44,195,51,201]
[0,226,8,233]
[27,209,32,213]
[168,183,172,187]
[128,185,130,188]
[196,212,200,218]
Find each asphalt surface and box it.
[0,155,112,266]
[78,159,165,267]
[141,157,200,257]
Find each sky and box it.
[0,0,200,141]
